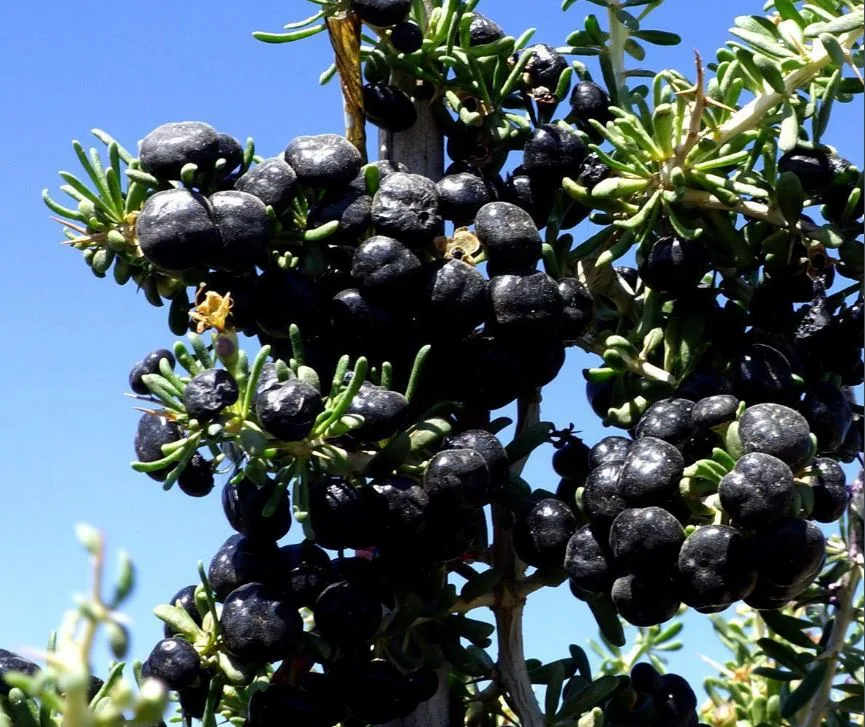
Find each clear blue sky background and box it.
[1,0,862,712]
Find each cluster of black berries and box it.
[132,117,605,416]
[135,420,513,723]
[617,662,704,727]
[512,397,847,627]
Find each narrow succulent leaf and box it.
[252,24,328,43]
[781,661,829,717]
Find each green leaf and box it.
[729,27,797,58]
[773,0,805,25]
[587,594,625,647]
[753,53,787,92]
[779,101,800,152]
[757,637,808,675]
[459,568,503,603]
[558,675,622,718]
[760,611,820,650]
[753,666,799,681]
[781,661,829,718]
[633,29,681,45]
[252,24,327,43]
[545,662,566,717]
[804,10,865,37]
[776,171,805,223]
[624,38,646,61]
[814,67,841,142]
[569,644,592,680]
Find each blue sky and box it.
[1,0,862,712]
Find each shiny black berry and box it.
[136,189,220,273]
[564,525,617,594]
[557,278,594,339]
[234,157,298,212]
[754,518,825,588]
[371,172,442,243]
[581,460,627,526]
[738,402,813,471]
[208,190,268,272]
[371,476,429,543]
[423,259,488,337]
[284,134,362,190]
[638,237,708,297]
[314,581,382,646]
[351,235,423,297]
[345,382,408,442]
[522,124,587,183]
[278,540,334,607]
[468,12,503,45]
[0,651,40,696]
[499,172,554,229]
[255,380,324,442]
[436,173,493,225]
[163,585,202,638]
[691,395,739,430]
[514,498,577,569]
[220,583,303,664]
[609,507,684,574]
[363,83,417,132]
[134,413,183,482]
[778,148,833,193]
[424,448,490,509]
[569,81,613,129]
[222,475,291,543]
[523,44,567,96]
[144,638,201,691]
[635,398,695,447]
[618,437,684,506]
[309,192,372,244]
[207,534,280,602]
[677,525,757,612]
[445,429,509,488]
[734,344,795,406]
[552,434,591,482]
[718,452,794,529]
[351,0,411,26]
[308,478,388,550]
[800,381,853,452]
[488,272,563,340]
[390,21,423,53]
[184,368,238,422]
[589,436,631,468]
[655,673,698,724]
[611,573,680,627]
[810,457,848,523]
[474,201,542,274]
[139,121,220,181]
[129,349,175,395]
[177,453,215,497]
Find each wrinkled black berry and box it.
[234,157,298,212]
[184,368,238,422]
[557,278,594,339]
[351,0,411,26]
[618,437,685,506]
[475,201,542,274]
[351,235,422,297]
[810,457,848,523]
[522,124,587,184]
[129,348,176,395]
[371,172,442,243]
[778,148,833,193]
[634,398,695,447]
[144,638,201,691]
[222,475,291,543]
[0,651,40,696]
[611,573,680,627]
[308,478,388,550]
[468,12,503,45]
[255,379,323,442]
[569,81,613,129]
[514,498,577,569]
[139,121,220,181]
[208,190,269,272]
[345,382,408,441]
[589,436,631,468]
[284,134,362,190]
[363,83,417,132]
[134,413,183,482]
[734,344,795,406]
[677,525,757,612]
[308,192,372,244]
[220,583,303,664]
[523,44,567,96]
[738,402,813,471]
[136,189,220,273]
[691,395,739,430]
[436,173,493,225]
[278,540,334,607]
[423,448,490,509]
[609,506,684,574]
[718,452,794,528]
[488,272,563,340]
[371,476,429,543]
[499,172,554,229]
[423,259,488,337]
[800,381,853,452]
[208,534,281,602]
[564,525,617,594]
[163,585,202,638]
